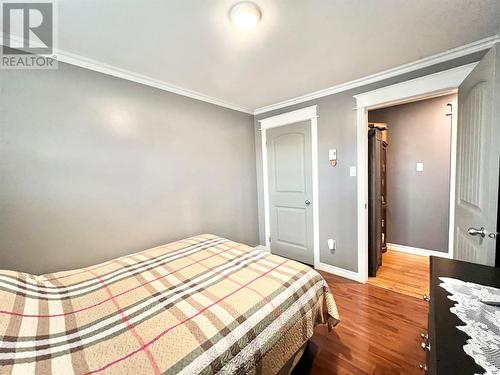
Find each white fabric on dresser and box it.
[439,277,500,375]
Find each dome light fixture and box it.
[229,2,261,31]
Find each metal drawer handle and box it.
[420,332,428,340]
[421,342,431,351]
[419,364,428,372]
[422,294,430,302]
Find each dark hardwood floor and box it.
[293,272,428,375]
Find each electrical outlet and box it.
[328,239,336,252]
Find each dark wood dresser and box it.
[424,257,500,374]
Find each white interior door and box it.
[267,121,314,265]
[454,45,500,265]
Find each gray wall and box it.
[0,62,259,275]
[369,94,456,253]
[254,51,486,273]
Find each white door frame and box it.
[354,63,477,283]
[259,105,320,268]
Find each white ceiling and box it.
[58,0,500,112]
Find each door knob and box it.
[305,200,311,206]
[488,232,499,239]
[468,227,487,238]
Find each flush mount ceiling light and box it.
[229,2,261,31]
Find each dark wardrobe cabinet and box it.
[368,125,388,277]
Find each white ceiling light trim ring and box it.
[229,2,262,31]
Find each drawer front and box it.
[427,274,439,374]
[427,295,436,375]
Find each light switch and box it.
[416,162,424,172]
[350,166,357,177]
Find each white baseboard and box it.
[260,245,364,283]
[387,243,452,259]
[316,262,364,283]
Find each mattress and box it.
[0,234,339,374]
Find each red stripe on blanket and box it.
[84,259,288,374]
[0,244,245,318]
[184,252,286,333]
[43,237,215,282]
[85,267,161,375]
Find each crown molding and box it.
[253,34,500,115]
[54,50,254,114]
[3,33,499,116]
[1,33,254,114]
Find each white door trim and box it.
[259,105,320,268]
[354,63,476,283]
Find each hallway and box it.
[367,250,430,299]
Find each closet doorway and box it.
[365,93,456,298]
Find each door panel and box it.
[457,82,485,209]
[267,121,313,265]
[454,45,500,266]
[274,133,305,192]
[276,206,307,247]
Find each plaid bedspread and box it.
[0,234,339,375]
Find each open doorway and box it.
[354,53,499,289]
[365,93,457,298]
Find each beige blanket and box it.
[0,234,339,374]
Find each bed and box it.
[0,234,339,374]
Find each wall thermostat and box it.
[329,149,337,167]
